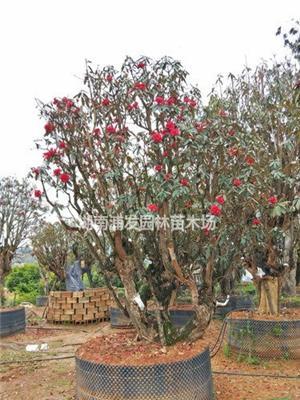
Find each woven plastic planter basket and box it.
[226,316,300,359]
[76,347,214,400]
[0,307,26,337]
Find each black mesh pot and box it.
[76,347,214,400]
[0,307,26,337]
[36,296,48,307]
[214,295,253,319]
[110,307,133,328]
[226,317,300,359]
[110,308,195,329]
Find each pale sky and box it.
[0,0,298,178]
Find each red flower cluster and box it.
[147,203,159,213]
[93,128,101,137]
[44,121,55,134]
[59,172,70,184]
[59,140,67,149]
[183,96,197,108]
[154,165,163,172]
[133,82,147,90]
[252,218,261,226]
[155,96,165,105]
[216,195,225,205]
[106,125,116,134]
[43,148,57,161]
[180,178,189,186]
[34,189,42,198]
[245,155,255,165]
[128,101,139,111]
[233,178,242,187]
[32,167,40,176]
[166,96,176,106]
[228,129,235,136]
[210,204,221,217]
[137,62,146,68]
[53,168,62,176]
[151,132,163,143]
[106,74,113,82]
[268,196,278,205]
[102,98,110,106]
[228,147,238,157]
[166,120,180,136]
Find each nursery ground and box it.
[0,307,299,400]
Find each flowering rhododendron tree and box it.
[0,177,42,302]
[33,56,287,344]
[210,60,300,313]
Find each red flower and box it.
[101,98,110,106]
[154,165,163,172]
[210,204,221,217]
[245,155,255,165]
[155,96,165,105]
[166,120,180,136]
[218,109,228,117]
[183,96,190,103]
[43,148,57,161]
[180,178,189,186]
[53,168,62,176]
[58,141,67,149]
[137,61,146,68]
[106,125,116,134]
[151,132,163,143]
[147,203,159,213]
[162,150,169,157]
[228,147,238,157]
[203,227,210,236]
[133,82,147,90]
[233,178,242,187]
[44,121,55,134]
[252,218,261,226]
[59,172,70,184]
[166,96,176,106]
[65,99,74,109]
[93,128,101,137]
[216,195,225,205]
[166,120,176,131]
[34,189,42,198]
[106,74,113,82]
[31,167,40,176]
[268,196,278,205]
[164,173,172,181]
[189,99,197,108]
[127,101,139,111]
[228,129,236,136]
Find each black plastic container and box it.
[0,307,26,337]
[76,347,214,400]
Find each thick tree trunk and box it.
[0,249,14,305]
[281,268,296,296]
[114,231,155,342]
[281,230,296,296]
[257,276,280,315]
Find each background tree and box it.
[0,177,42,302]
[31,222,69,289]
[212,59,300,312]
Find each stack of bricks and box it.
[46,288,112,324]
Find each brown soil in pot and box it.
[76,319,220,366]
